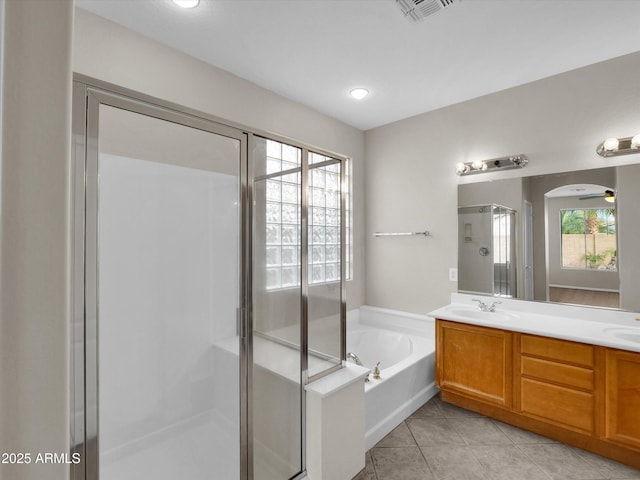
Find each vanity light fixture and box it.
[172,0,200,8]
[596,134,640,157]
[455,154,528,176]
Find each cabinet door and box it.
[436,320,512,407]
[605,349,640,450]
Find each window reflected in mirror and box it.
[560,208,617,271]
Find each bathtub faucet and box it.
[472,298,502,312]
[347,352,364,366]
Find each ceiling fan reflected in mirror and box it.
[579,189,615,203]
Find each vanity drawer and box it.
[521,356,593,391]
[521,335,594,367]
[521,378,593,433]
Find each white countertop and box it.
[305,363,370,399]
[429,293,640,353]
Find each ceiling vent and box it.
[395,0,457,22]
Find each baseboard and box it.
[365,382,439,450]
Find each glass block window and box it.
[309,161,340,285]
[264,141,352,290]
[265,140,301,290]
[309,151,353,282]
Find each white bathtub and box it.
[347,306,438,450]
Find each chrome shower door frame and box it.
[71,77,250,480]
[71,74,350,480]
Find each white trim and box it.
[365,383,439,450]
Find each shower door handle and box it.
[237,307,247,339]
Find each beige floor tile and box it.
[406,417,466,447]
[517,443,607,480]
[375,422,417,448]
[371,446,435,480]
[570,446,640,479]
[471,444,552,480]
[492,420,556,445]
[448,417,513,445]
[420,445,488,480]
[353,450,377,480]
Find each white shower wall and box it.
[97,154,239,462]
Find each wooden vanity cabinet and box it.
[605,349,640,450]
[436,319,640,469]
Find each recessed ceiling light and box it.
[172,0,200,8]
[350,88,369,100]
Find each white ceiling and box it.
[76,0,640,131]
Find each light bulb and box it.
[455,162,469,175]
[471,160,485,170]
[349,88,369,100]
[603,137,619,152]
[631,134,640,149]
[172,0,199,8]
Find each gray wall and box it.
[458,178,523,211]
[0,2,73,480]
[0,0,3,211]
[365,51,640,314]
[616,164,640,311]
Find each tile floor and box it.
[353,394,640,480]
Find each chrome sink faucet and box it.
[472,298,502,312]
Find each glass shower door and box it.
[251,137,303,480]
[250,138,345,480]
[90,100,245,480]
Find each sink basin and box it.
[446,307,517,322]
[604,327,640,344]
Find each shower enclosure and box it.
[251,138,345,479]
[71,78,346,480]
[458,204,517,297]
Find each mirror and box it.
[458,205,516,298]
[458,164,640,312]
